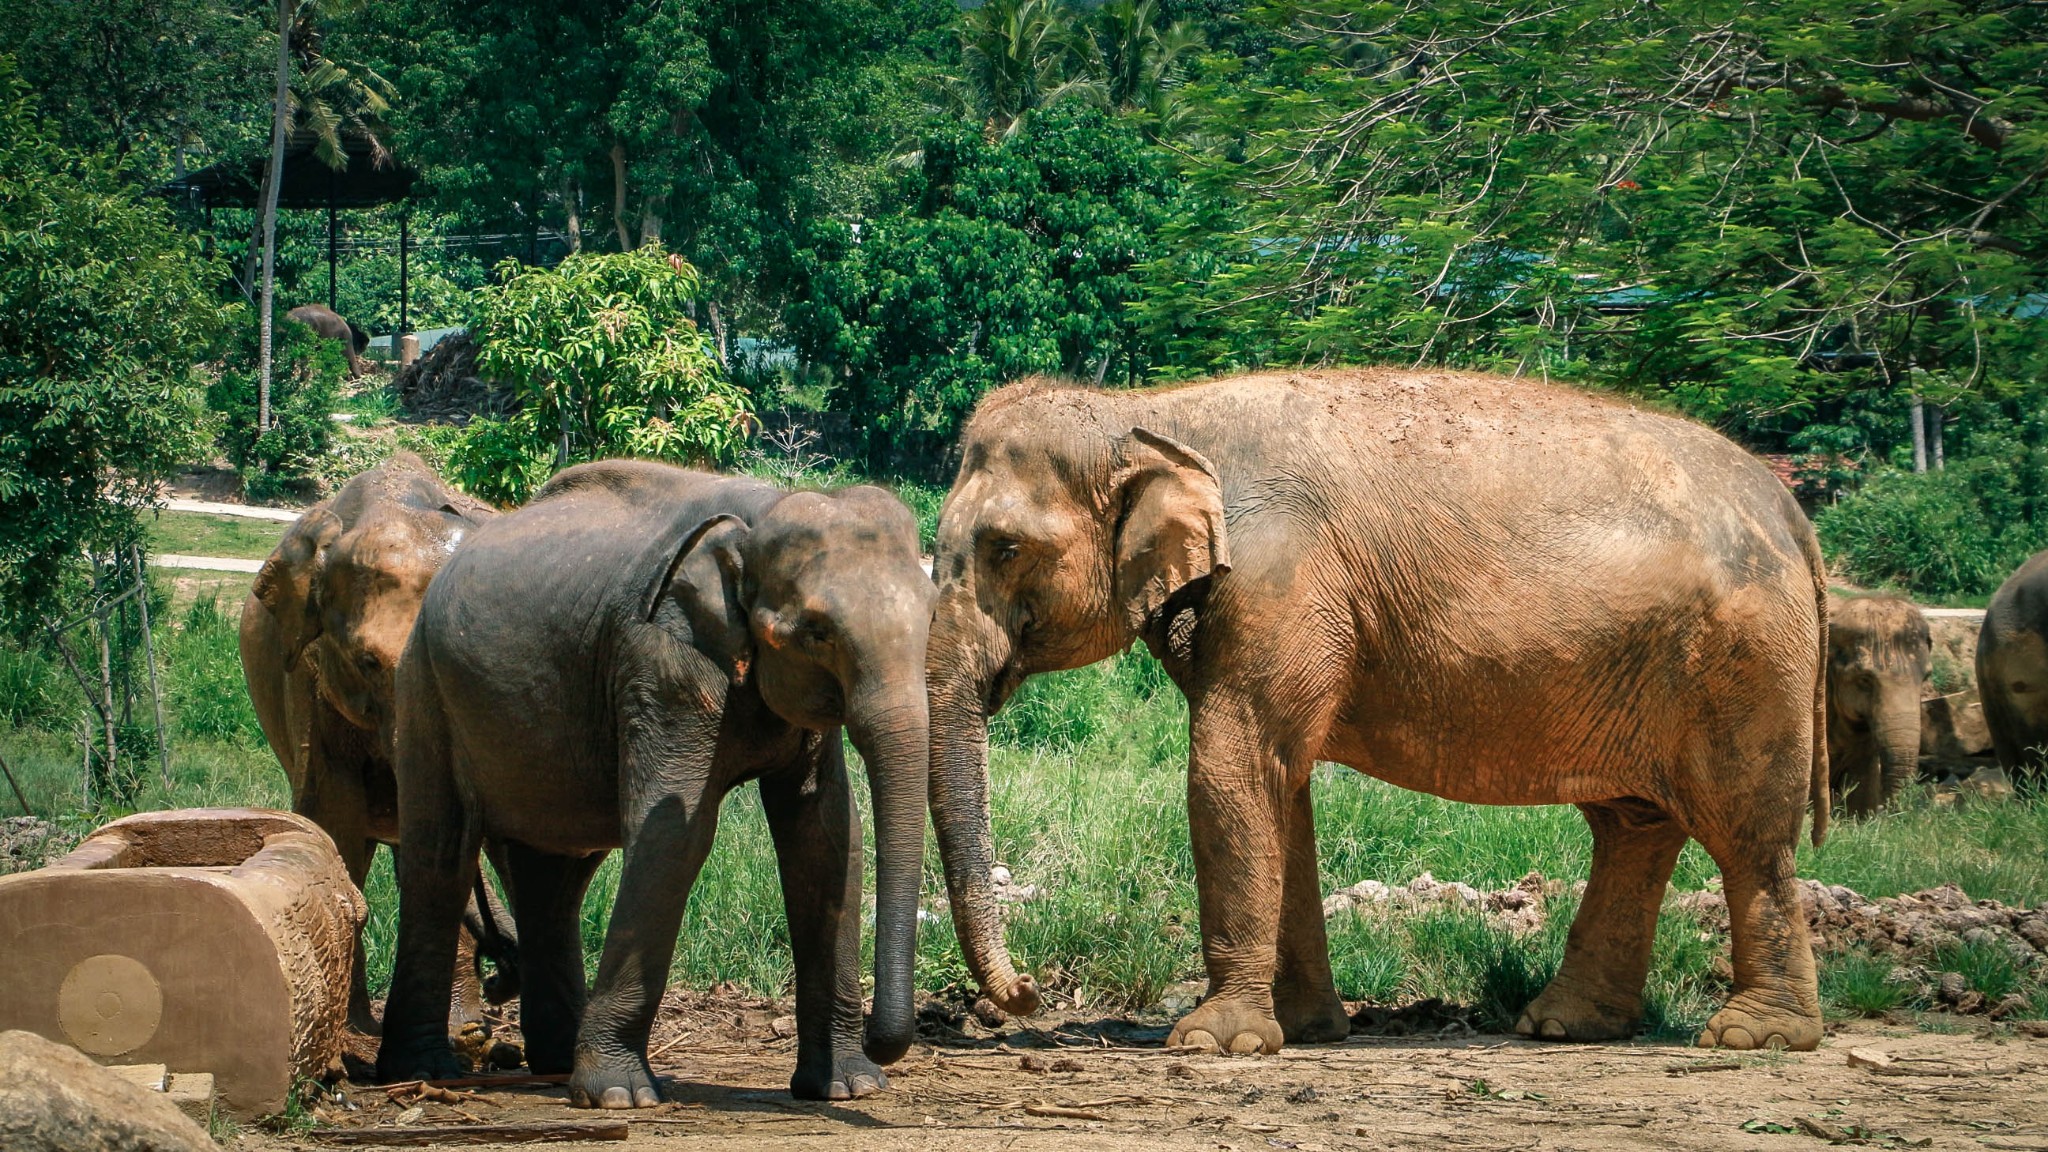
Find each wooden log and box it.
[311,1120,630,1145]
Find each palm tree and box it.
[251,0,390,430]
[1065,0,1203,137]
[955,0,1089,138]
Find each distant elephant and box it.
[376,462,933,1107]
[1980,550,2048,788]
[925,370,1830,1056]
[1827,594,1931,814]
[287,303,369,376]
[240,453,515,1035]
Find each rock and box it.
[1846,1047,1894,1070]
[1937,972,1972,1006]
[1922,690,1994,758]
[0,1030,215,1151]
[1019,1052,1051,1073]
[770,1015,798,1040]
[971,998,1007,1029]
[2017,916,2048,952]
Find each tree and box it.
[786,105,1175,474]
[0,57,225,631]
[453,249,753,504]
[1142,0,2048,457]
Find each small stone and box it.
[1166,1063,1196,1079]
[770,1014,798,1039]
[1051,1057,1084,1073]
[1937,972,1972,1005]
[1019,1052,1051,1073]
[1287,1085,1318,1104]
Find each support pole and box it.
[399,211,410,340]
[0,744,31,817]
[328,172,339,311]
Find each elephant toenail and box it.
[600,1087,633,1109]
[827,1080,852,1100]
[634,1087,660,1108]
[1539,1019,1567,1039]
[1763,1033,1788,1051]
[851,1075,879,1096]
[1514,1013,1535,1037]
[1721,1026,1755,1050]
[1227,1032,1264,1055]
[1182,1029,1219,1053]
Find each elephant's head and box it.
[1828,594,1931,812]
[641,485,935,1066]
[253,456,488,750]
[925,391,1228,1015]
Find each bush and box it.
[0,643,72,730]
[1816,457,2048,601]
[459,249,754,505]
[207,319,345,502]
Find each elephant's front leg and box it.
[568,749,721,1109]
[1272,778,1349,1044]
[761,735,883,1100]
[1169,692,1290,1056]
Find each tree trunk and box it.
[560,173,582,254]
[1931,405,1945,470]
[610,143,633,251]
[256,0,296,433]
[1909,394,1928,473]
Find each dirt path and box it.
[246,1012,2047,1151]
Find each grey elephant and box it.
[287,303,369,375]
[376,461,932,1108]
[239,453,516,1034]
[925,370,1830,1057]
[1826,594,1931,814]
[1981,550,2048,787]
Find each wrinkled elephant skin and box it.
[1827,595,1931,814]
[925,370,1829,1058]
[239,453,515,1035]
[377,462,933,1108]
[1981,550,2048,788]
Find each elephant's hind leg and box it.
[1517,799,1684,1042]
[1682,753,1823,1051]
[1272,778,1349,1045]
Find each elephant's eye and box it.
[989,538,1022,566]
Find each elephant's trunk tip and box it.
[984,969,1042,1017]
[864,1018,915,1068]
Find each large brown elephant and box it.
[1827,594,1931,814]
[240,452,513,1034]
[926,370,1830,1056]
[1980,550,2048,787]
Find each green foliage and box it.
[0,58,225,633]
[1936,938,2026,1003]
[459,249,753,505]
[207,319,345,503]
[164,597,262,748]
[0,645,73,731]
[1822,949,1915,1018]
[1818,462,2048,601]
[789,104,1175,473]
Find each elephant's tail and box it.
[1802,526,1831,848]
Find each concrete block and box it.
[0,808,366,1116]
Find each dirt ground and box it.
[242,993,2048,1151]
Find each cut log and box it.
[0,808,365,1115]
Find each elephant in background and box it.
[287,303,370,376]
[1827,594,1931,814]
[377,462,932,1108]
[1981,550,2048,787]
[239,452,516,1034]
[926,370,1830,1057]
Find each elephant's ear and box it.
[1110,427,1231,633]
[642,513,753,684]
[253,507,343,665]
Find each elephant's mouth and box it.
[987,662,1027,715]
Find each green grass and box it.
[8,609,2048,1032]
[146,509,289,560]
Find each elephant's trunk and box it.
[847,684,929,1067]
[927,673,1040,1017]
[1874,693,1922,807]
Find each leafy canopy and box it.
[0,57,225,631]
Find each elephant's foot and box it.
[791,1050,887,1101]
[1169,996,1284,1056]
[1514,979,1639,1042]
[375,1039,466,1085]
[568,1053,663,1109]
[1696,998,1822,1052]
[1274,983,1350,1045]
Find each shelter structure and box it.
[157,129,421,335]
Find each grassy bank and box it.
[145,510,290,560]
[6,597,2046,1040]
